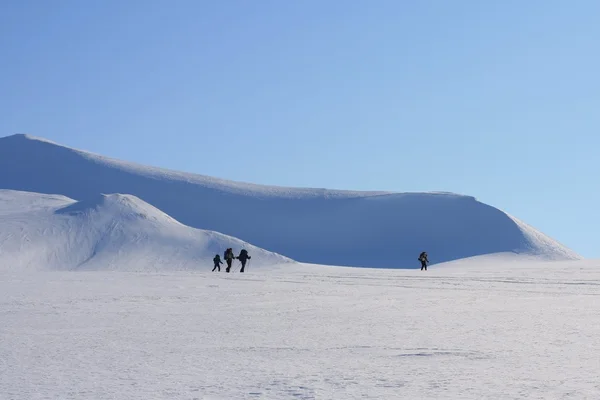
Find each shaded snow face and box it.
[0,134,581,268]
[0,190,293,271]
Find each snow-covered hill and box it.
[0,134,581,267]
[0,189,293,271]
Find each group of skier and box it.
[212,249,428,272]
[212,248,251,273]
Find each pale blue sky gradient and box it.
[1,0,599,257]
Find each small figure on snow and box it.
[418,251,429,271]
[224,248,235,272]
[237,249,251,273]
[212,254,223,272]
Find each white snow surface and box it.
[0,134,581,267]
[2,257,600,399]
[0,190,293,271]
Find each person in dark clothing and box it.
[237,249,251,273]
[419,251,429,270]
[224,248,235,273]
[212,254,223,272]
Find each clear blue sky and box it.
[1,0,599,257]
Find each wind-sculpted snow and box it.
[0,190,293,271]
[0,134,581,267]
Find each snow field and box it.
[2,258,600,399]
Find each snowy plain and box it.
[3,256,600,399]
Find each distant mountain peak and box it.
[3,133,59,144]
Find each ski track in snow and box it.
[2,260,600,399]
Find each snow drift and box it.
[0,134,581,268]
[0,189,293,271]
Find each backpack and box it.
[240,249,248,256]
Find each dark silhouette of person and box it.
[212,254,223,272]
[419,251,429,271]
[224,248,234,272]
[237,249,251,273]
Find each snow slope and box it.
[0,134,581,267]
[2,257,600,399]
[0,189,293,271]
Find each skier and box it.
[224,248,235,273]
[212,254,223,272]
[418,251,429,271]
[237,249,251,273]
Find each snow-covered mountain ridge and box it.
[0,134,581,267]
